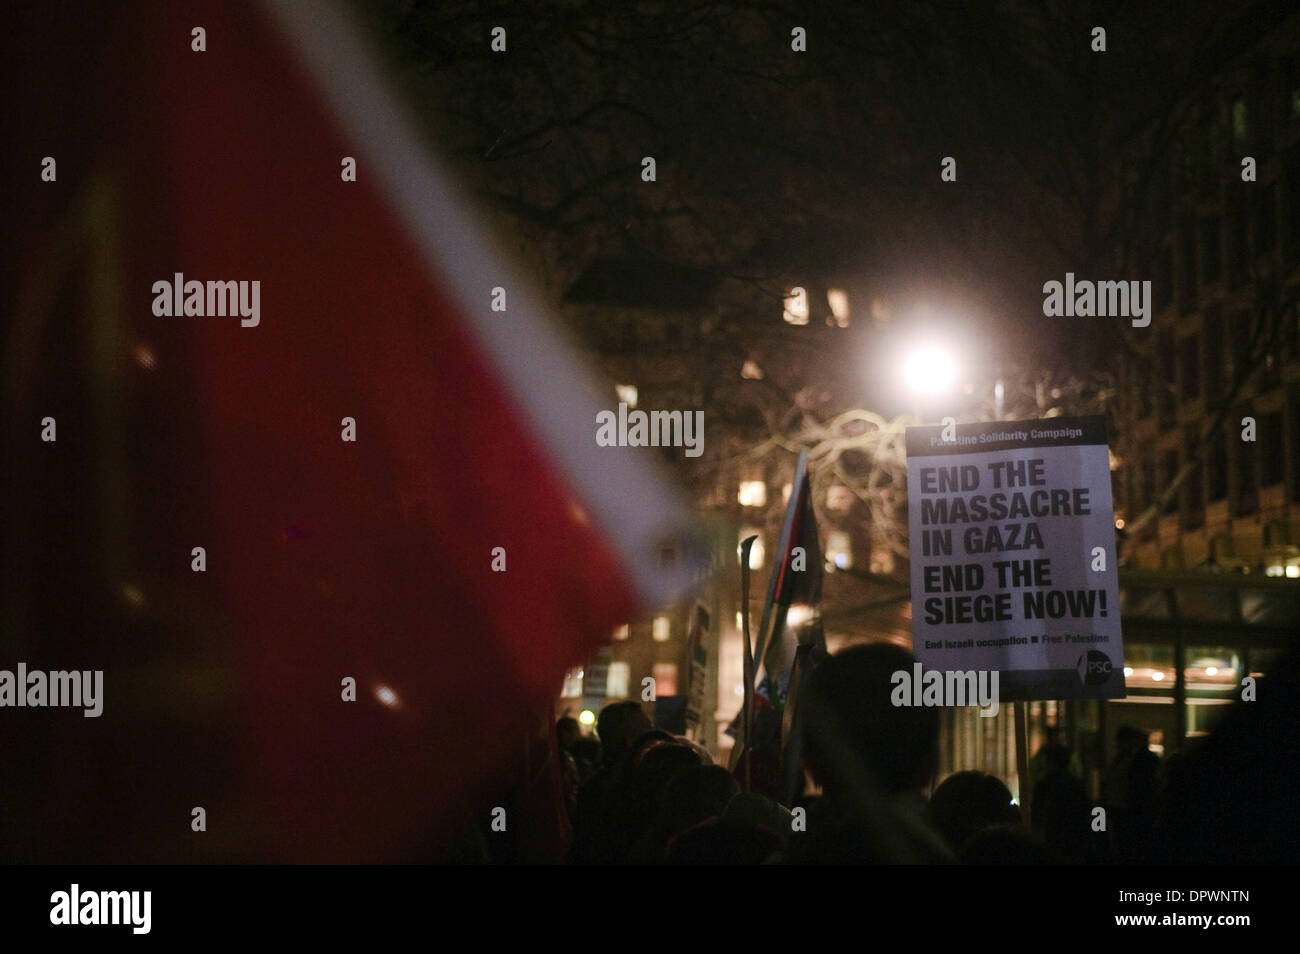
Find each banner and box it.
[906,416,1125,700]
[684,603,710,737]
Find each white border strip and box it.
[260,0,697,607]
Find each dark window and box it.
[1199,216,1222,284]
[1179,334,1201,402]
[1256,64,1275,152]
[1261,350,1283,391]
[1286,55,1300,120]
[639,316,667,346]
[1123,467,1144,514]
[1208,429,1228,502]
[1207,103,1225,184]
[1180,223,1198,304]
[1203,307,1224,404]
[1258,304,1285,391]
[1229,310,1253,389]
[1162,449,1180,516]
[1155,247,1173,313]
[1283,301,1300,362]
[1286,143,1300,260]
[1141,456,1156,514]
[1235,407,1258,515]
[1183,427,1204,529]
[1228,187,1249,288]
[1158,329,1178,426]
[1136,364,1153,420]
[1260,412,1285,486]
[1290,383,1300,502]
[1255,182,1276,254]
[1177,130,1198,185]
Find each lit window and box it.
[827,289,850,327]
[740,530,764,569]
[652,615,671,642]
[607,662,630,698]
[561,668,584,698]
[827,485,854,511]
[782,483,792,505]
[741,360,764,380]
[783,287,809,325]
[613,624,630,641]
[615,384,638,407]
[736,611,744,630]
[653,663,678,697]
[738,481,767,507]
[869,549,895,575]
[826,531,852,570]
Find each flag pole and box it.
[752,449,809,669]
[1014,700,1032,826]
[738,535,758,792]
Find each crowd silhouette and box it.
[439,641,1300,864]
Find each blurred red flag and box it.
[1,0,694,861]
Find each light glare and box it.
[903,345,957,395]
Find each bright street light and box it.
[902,344,958,396]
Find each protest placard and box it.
[906,416,1126,700]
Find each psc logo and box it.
[1077,650,1114,686]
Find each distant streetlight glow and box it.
[902,344,957,396]
[786,603,816,627]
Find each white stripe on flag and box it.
[261,0,699,608]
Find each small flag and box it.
[730,451,825,798]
